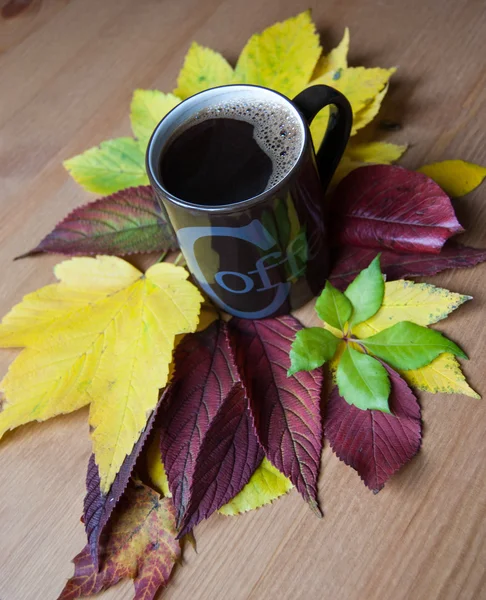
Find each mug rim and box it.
[145,84,311,214]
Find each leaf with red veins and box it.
[331,165,464,254]
[228,315,323,514]
[329,242,486,290]
[325,364,421,492]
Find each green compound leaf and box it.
[64,138,148,195]
[315,281,353,331]
[361,321,467,370]
[345,255,384,327]
[336,345,391,413]
[288,327,340,375]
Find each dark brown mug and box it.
[146,84,352,319]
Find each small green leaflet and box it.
[288,328,340,375]
[360,321,467,370]
[344,255,384,327]
[336,346,391,412]
[315,281,352,330]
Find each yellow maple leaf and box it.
[312,28,349,80]
[233,10,321,98]
[219,458,293,515]
[0,256,203,493]
[352,84,389,132]
[418,160,486,197]
[174,42,234,100]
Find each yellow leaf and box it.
[219,458,292,515]
[174,42,234,100]
[311,67,396,147]
[400,353,480,399]
[352,84,389,132]
[312,28,349,79]
[147,432,171,497]
[130,90,181,149]
[353,280,471,338]
[234,10,321,98]
[345,141,407,164]
[418,160,486,197]
[0,257,203,493]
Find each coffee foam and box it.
[177,96,304,192]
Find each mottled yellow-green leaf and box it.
[0,257,203,494]
[400,353,480,399]
[130,90,181,149]
[312,28,349,79]
[147,433,171,497]
[418,160,486,197]
[234,10,321,98]
[311,67,395,147]
[174,42,234,100]
[64,138,148,195]
[219,458,292,515]
[352,84,389,133]
[353,280,471,338]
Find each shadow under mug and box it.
[146,84,352,319]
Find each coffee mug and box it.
[146,84,352,319]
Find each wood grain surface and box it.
[1,1,486,598]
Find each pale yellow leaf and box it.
[234,10,321,98]
[352,84,389,132]
[312,28,349,80]
[353,280,471,338]
[418,160,486,197]
[345,141,407,164]
[219,458,292,515]
[400,353,480,399]
[130,90,181,149]
[147,432,171,497]
[0,257,203,493]
[311,67,396,147]
[174,42,234,100]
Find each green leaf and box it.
[315,281,353,330]
[360,321,467,370]
[64,138,148,195]
[336,345,391,412]
[130,90,181,150]
[288,327,340,375]
[345,255,384,327]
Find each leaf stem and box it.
[155,250,169,264]
[174,252,186,267]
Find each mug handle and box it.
[292,85,353,190]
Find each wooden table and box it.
[1,0,486,598]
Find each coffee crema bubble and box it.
[160,95,304,206]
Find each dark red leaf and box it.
[228,315,323,513]
[19,186,178,258]
[331,165,464,254]
[177,384,264,538]
[84,392,166,567]
[325,365,422,492]
[60,481,180,600]
[159,320,241,526]
[329,242,486,290]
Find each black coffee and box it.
[160,98,303,206]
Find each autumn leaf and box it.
[329,243,486,290]
[60,481,180,600]
[174,42,234,100]
[234,10,321,98]
[0,257,203,494]
[229,315,323,514]
[418,160,486,197]
[312,28,349,80]
[130,90,181,150]
[325,364,422,491]
[219,458,293,515]
[147,431,171,497]
[331,165,464,254]
[20,186,178,258]
[64,138,148,195]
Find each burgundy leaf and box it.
[19,186,178,258]
[160,320,241,526]
[331,165,464,254]
[177,384,264,538]
[325,365,422,492]
[84,392,165,567]
[228,315,323,513]
[329,242,486,290]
